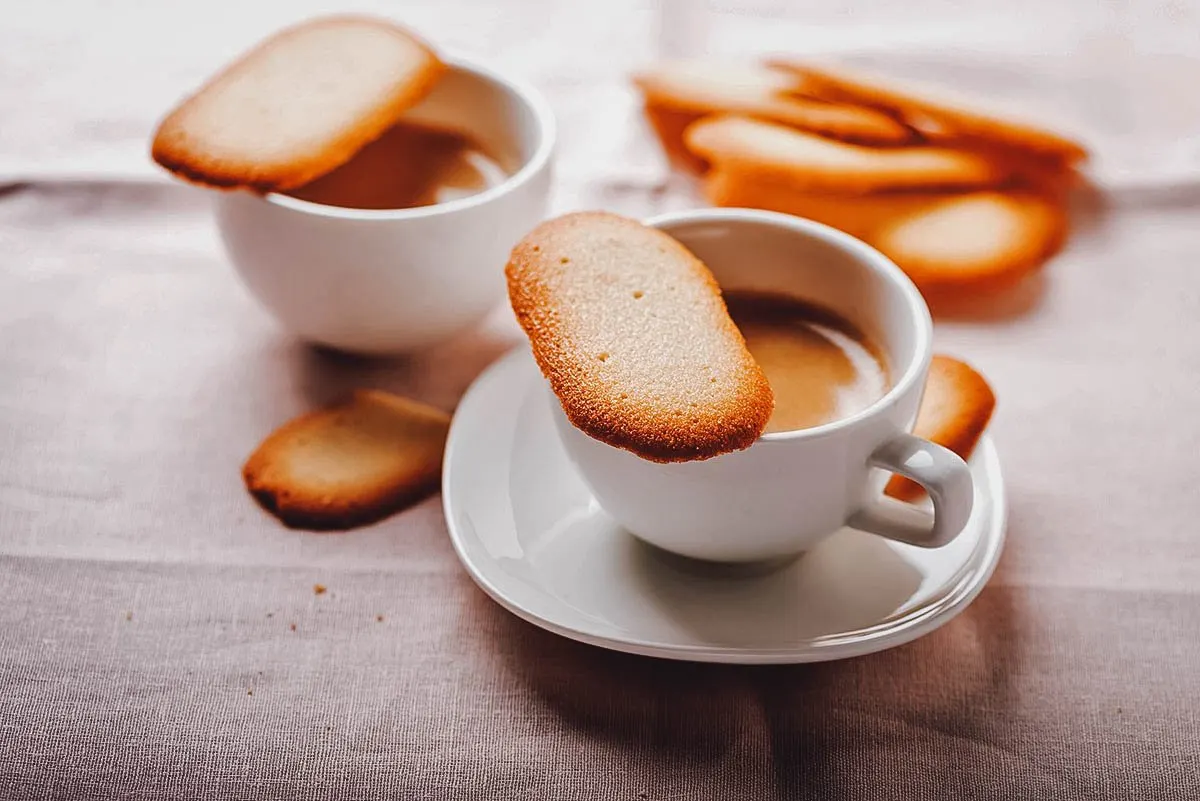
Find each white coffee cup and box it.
[214,54,555,355]
[549,208,974,563]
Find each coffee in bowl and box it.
[284,120,512,210]
[724,291,890,433]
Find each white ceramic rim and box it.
[645,207,934,444]
[262,51,557,221]
[441,347,1007,664]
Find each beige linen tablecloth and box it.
[3,1,1199,798]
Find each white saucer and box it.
[443,348,1007,664]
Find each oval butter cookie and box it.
[886,355,996,501]
[769,59,1088,164]
[506,212,774,463]
[871,191,1067,293]
[685,115,1009,194]
[242,390,450,530]
[634,61,914,147]
[152,16,445,192]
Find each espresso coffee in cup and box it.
[284,121,512,210]
[724,291,890,434]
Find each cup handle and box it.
[847,432,974,548]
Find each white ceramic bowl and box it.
[214,54,555,354]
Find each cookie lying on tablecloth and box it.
[505,211,774,463]
[766,58,1088,164]
[871,191,1067,293]
[685,116,1009,193]
[703,167,951,241]
[705,168,1066,292]
[634,60,914,171]
[152,15,445,191]
[643,103,713,174]
[886,355,996,501]
[243,389,450,530]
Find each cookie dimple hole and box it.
[560,257,570,264]
[632,290,644,299]
[532,245,540,252]
[597,352,609,362]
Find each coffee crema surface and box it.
[725,291,890,434]
[284,121,509,210]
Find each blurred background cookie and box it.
[870,191,1067,293]
[768,58,1089,164]
[634,60,914,159]
[685,115,1009,193]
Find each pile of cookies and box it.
[634,59,1087,296]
